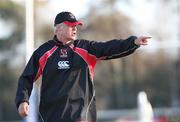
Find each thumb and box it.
[18,102,29,117]
[24,104,29,115]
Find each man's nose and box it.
[72,26,77,31]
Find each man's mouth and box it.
[72,32,76,36]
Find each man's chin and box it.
[70,37,76,40]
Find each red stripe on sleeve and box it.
[35,46,58,81]
[70,46,97,80]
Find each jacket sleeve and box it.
[88,36,140,60]
[15,51,39,109]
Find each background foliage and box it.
[0,0,179,121]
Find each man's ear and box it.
[54,27,57,35]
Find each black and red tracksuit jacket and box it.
[15,36,139,122]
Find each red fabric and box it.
[155,116,168,122]
[70,45,97,80]
[64,21,83,27]
[35,46,58,81]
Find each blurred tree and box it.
[150,0,180,107]
[79,1,136,109]
[0,0,24,62]
[0,0,52,120]
[138,50,172,107]
[0,0,25,120]
[80,0,180,111]
[0,61,20,120]
[33,0,54,46]
[0,0,24,49]
[0,0,178,120]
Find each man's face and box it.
[56,23,77,41]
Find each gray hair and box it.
[54,23,65,34]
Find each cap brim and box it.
[64,21,83,27]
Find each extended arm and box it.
[87,36,150,60]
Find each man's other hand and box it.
[18,102,29,117]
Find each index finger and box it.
[143,36,152,39]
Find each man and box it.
[15,11,150,122]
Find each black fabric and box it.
[54,11,78,26]
[15,36,139,122]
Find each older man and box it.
[15,11,150,122]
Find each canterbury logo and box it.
[58,61,70,69]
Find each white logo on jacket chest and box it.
[58,61,70,69]
[60,49,67,58]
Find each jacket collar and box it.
[53,35,74,47]
[53,35,63,46]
